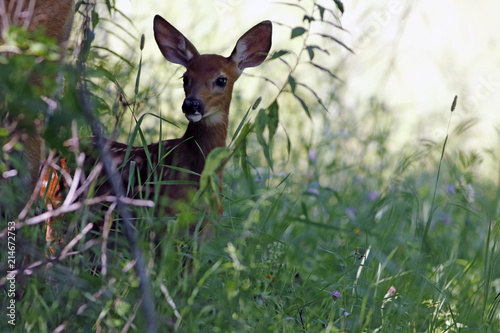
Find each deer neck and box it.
[182,112,229,155]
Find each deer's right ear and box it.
[153,15,200,67]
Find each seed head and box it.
[451,95,458,112]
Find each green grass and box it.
[1,1,499,332]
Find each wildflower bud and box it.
[384,285,396,298]
[451,95,458,112]
[140,34,145,50]
[331,290,341,300]
[308,148,317,163]
[252,97,262,110]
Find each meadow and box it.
[1,1,499,332]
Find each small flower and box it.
[438,211,452,225]
[308,148,317,163]
[447,184,456,195]
[2,169,18,178]
[384,285,396,298]
[307,181,320,196]
[345,207,356,220]
[340,307,350,317]
[308,188,320,196]
[466,184,475,203]
[367,190,380,201]
[331,290,341,300]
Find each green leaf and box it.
[296,81,329,112]
[91,11,100,29]
[104,0,112,14]
[93,46,134,67]
[270,50,289,60]
[126,161,136,196]
[204,147,230,175]
[318,5,325,20]
[255,108,273,170]
[291,27,306,39]
[288,75,296,93]
[294,94,311,119]
[334,0,344,14]
[306,46,315,60]
[309,62,339,80]
[238,137,252,191]
[75,1,84,12]
[120,113,153,172]
[230,100,256,146]
[306,44,330,56]
[160,164,200,176]
[285,127,292,162]
[150,180,199,186]
[200,147,230,192]
[303,15,314,23]
[255,108,267,147]
[232,123,253,151]
[317,33,354,53]
[267,100,279,142]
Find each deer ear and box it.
[153,15,200,67]
[229,20,272,72]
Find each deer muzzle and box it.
[182,97,205,122]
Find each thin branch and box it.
[75,3,157,329]
[59,223,94,260]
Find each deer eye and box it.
[182,75,189,87]
[215,77,227,88]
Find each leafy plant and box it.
[0,0,498,332]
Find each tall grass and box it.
[1,0,499,332]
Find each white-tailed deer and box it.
[40,15,272,243]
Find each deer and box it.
[39,15,273,245]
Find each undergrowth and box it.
[1,1,499,332]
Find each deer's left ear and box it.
[229,20,272,72]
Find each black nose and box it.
[182,98,204,115]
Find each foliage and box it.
[1,0,499,332]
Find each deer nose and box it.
[182,98,204,115]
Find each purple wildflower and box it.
[447,184,456,195]
[331,290,341,300]
[367,190,380,201]
[308,148,317,163]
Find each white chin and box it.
[185,113,203,122]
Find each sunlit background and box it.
[109,0,499,180]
